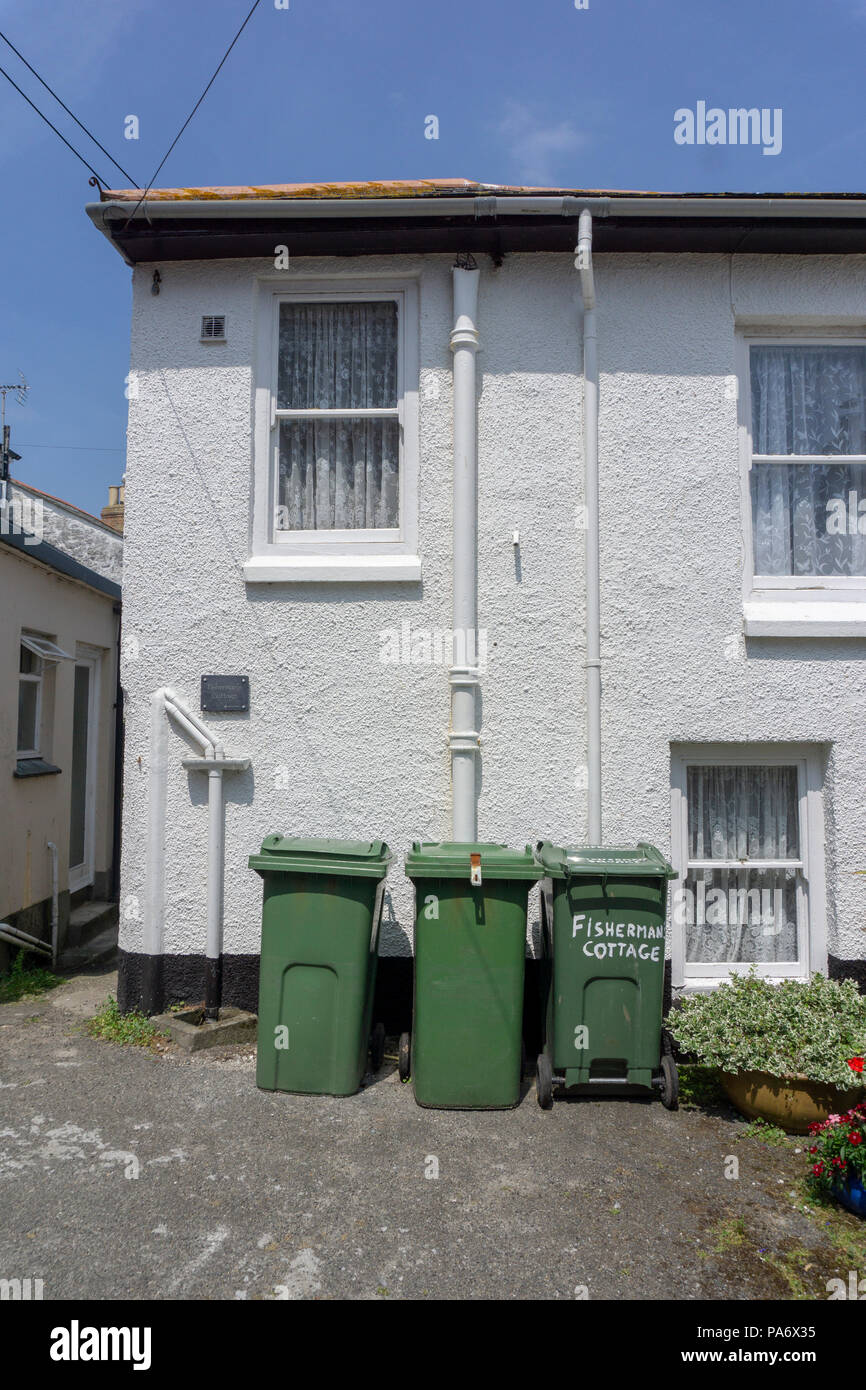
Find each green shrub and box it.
[0,950,60,1003]
[84,996,164,1048]
[665,970,866,1088]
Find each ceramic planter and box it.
[833,1167,866,1218]
[720,1070,865,1135]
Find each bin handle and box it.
[370,877,387,953]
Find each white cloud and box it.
[492,101,586,185]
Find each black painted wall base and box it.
[117,950,866,1042]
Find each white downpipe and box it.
[576,210,602,844]
[206,767,225,974]
[46,841,59,967]
[144,687,246,1015]
[449,265,481,842]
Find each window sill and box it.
[14,758,62,778]
[243,554,422,583]
[677,974,807,993]
[744,599,866,637]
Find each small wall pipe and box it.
[205,766,225,1018]
[576,210,602,844]
[0,927,51,957]
[449,265,481,842]
[0,920,49,950]
[144,687,246,1017]
[47,841,59,968]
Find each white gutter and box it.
[576,211,602,844]
[87,193,866,228]
[143,688,247,1017]
[449,265,481,843]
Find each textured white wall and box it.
[120,253,584,959]
[118,249,866,969]
[597,253,866,968]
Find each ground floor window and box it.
[670,747,826,986]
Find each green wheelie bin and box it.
[400,842,541,1109]
[249,836,392,1096]
[534,842,678,1110]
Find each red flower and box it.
[849,1131,862,1146]
[847,1057,864,1074]
[809,1145,818,1154]
[813,1162,825,1175]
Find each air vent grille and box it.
[201,315,226,341]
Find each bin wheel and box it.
[536,1053,553,1110]
[398,1032,411,1083]
[369,1021,386,1072]
[660,1053,679,1111]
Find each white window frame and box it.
[17,643,44,758]
[670,744,827,992]
[737,332,866,635]
[245,276,421,583]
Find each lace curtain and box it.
[750,345,866,576]
[277,302,399,530]
[684,765,800,965]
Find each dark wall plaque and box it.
[201,675,250,713]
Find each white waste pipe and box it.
[449,265,481,842]
[207,765,225,1011]
[47,841,59,968]
[576,210,602,844]
[144,687,246,1016]
[0,926,51,957]
[0,921,50,951]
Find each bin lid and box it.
[535,841,677,880]
[405,841,542,880]
[248,835,392,879]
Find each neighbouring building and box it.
[0,474,123,967]
[87,180,866,1019]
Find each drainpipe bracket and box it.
[449,327,480,352]
[448,666,482,687]
[448,730,481,752]
[181,757,250,773]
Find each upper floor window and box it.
[247,280,420,583]
[748,341,866,582]
[276,301,399,532]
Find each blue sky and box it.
[2,0,866,515]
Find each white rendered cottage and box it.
[87,180,866,1019]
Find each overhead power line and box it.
[123,0,264,228]
[0,29,139,186]
[0,61,108,185]
[18,443,124,453]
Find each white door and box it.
[68,650,101,893]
